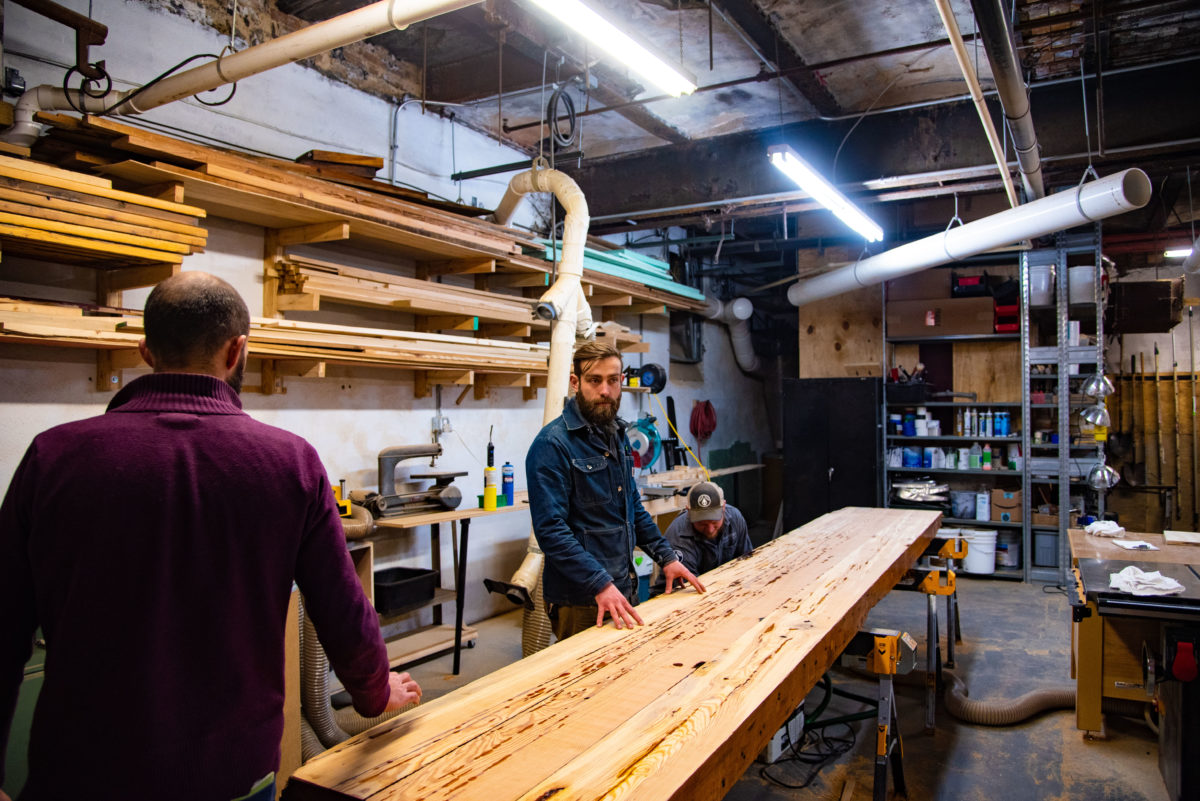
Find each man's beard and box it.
[226,350,247,394]
[577,391,618,430]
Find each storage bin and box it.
[374,566,438,615]
[1029,263,1054,306]
[1068,265,1095,304]
[1033,533,1058,567]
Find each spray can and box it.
[483,429,497,510]
[502,462,515,507]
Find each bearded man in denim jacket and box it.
[526,341,705,642]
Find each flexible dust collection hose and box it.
[297,596,416,761]
[942,670,1146,726]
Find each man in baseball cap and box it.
[660,481,753,590]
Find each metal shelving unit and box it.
[1021,229,1105,583]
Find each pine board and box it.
[286,507,939,801]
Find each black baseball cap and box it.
[687,481,725,522]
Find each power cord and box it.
[62,52,238,116]
[759,720,857,790]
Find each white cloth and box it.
[1085,520,1125,537]
[1108,565,1184,596]
[1112,540,1158,551]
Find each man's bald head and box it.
[143,272,250,370]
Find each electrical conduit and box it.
[787,168,1151,306]
[4,0,483,145]
[491,167,592,656]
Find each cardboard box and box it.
[1031,512,1058,528]
[886,297,995,338]
[991,488,1022,523]
[886,270,949,301]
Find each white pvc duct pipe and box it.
[491,167,592,655]
[703,297,760,373]
[969,0,1045,200]
[788,168,1152,307]
[4,0,481,145]
[933,0,1020,208]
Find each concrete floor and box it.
[405,577,1168,801]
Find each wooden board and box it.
[1163,529,1200,545]
[286,507,939,801]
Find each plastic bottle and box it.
[969,441,982,469]
[964,408,974,437]
[981,442,992,471]
[955,408,964,436]
[982,409,992,437]
[502,462,515,507]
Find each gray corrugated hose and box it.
[943,669,1075,725]
[298,596,415,760]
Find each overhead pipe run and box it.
[933,0,1020,208]
[788,168,1151,307]
[703,297,760,373]
[969,0,1045,200]
[490,166,593,656]
[4,0,482,145]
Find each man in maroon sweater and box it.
[0,272,419,801]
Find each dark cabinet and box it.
[782,378,882,530]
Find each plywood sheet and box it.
[797,284,883,378]
[952,340,1020,402]
[286,507,939,801]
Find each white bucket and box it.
[1068,265,1095,304]
[960,528,998,574]
[1029,263,1054,306]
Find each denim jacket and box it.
[526,397,679,606]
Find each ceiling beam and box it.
[562,60,1200,227]
[711,0,842,117]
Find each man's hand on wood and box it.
[662,561,706,595]
[384,670,423,711]
[595,583,644,629]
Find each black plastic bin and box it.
[373,566,438,615]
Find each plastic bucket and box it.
[960,528,998,574]
[995,531,1021,568]
[1029,263,1054,306]
[1068,265,1095,304]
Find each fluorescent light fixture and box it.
[1165,247,1193,258]
[525,0,696,97]
[768,144,883,242]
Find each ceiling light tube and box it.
[526,0,696,97]
[1165,248,1193,258]
[767,144,884,242]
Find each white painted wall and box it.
[0,1,771,629]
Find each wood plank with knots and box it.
[286,507,938,801]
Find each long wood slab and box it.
[285,507,939,801]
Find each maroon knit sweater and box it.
[0,373,389,800]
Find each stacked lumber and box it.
[0,153,206,266]
[33,114,706,312]
[0,297,549,376]
[271,254,551,334]
[286,507,940,801]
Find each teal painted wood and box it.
[534,241,706,301]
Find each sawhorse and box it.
[893,536,965,730]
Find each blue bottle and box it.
[502,462,515,507]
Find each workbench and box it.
[373,490,532,675]
[1067,527,1200,733]
[282,506,939,801]
[1068,528,1200,800]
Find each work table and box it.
[283,506,939,801]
